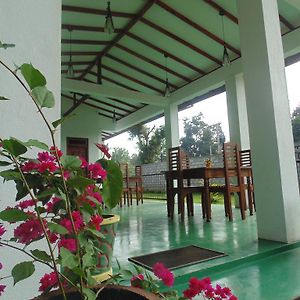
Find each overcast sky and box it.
[107,61,300,155]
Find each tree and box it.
[111,147,130,163]
[180,113,225,157]
[292,105,300,143]
[129,124,166,164]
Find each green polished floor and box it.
[112,201,300,300]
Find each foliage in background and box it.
[180,113,225,157]
[129,124,166,164]
[111,147,130,164]
[292,105,300,143]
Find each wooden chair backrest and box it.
[168,147,190,171]
[223,142,242,184]
[119,163,129,188]
[239,149,252,167]
[135,165,142,177]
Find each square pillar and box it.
[164,102,180,152]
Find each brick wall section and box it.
[141,154,223,192]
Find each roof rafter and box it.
[61,39,109,45]
[156,1,240,55]
[79,0,158,80]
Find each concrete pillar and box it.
[164,102,180,151]
[237,0,300,242]
[0,1,62,299]
[225,74,250,149]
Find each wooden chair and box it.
[129,165,144,205]
[119,163,131,206]
[209,143,246,221]
[239,149,256,215]
[166,146,205,221]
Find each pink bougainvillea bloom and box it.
[49,146,63,158]
[39,272,58,292]
[21,160,38,172]
[0,284,6,296]
[0,262,3,269]
[16,199,35,210]
[63,170,70,180]
[153,262,174,287]
[80,157,88,168]
[47,230,58,244]
[0,224,6,238]
[37,151,55,162]
[183,288,198,299]
[60,211,83,233]
[88,163,107,180]
[90,215,103,231]
[229,295,238,300]
[14,219,44,244]
[45,197,61,213]
[95,143,111,159]
[37,161,58,173]
[58,238,77,253]
[130,274,145,288]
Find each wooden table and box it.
[165,167,252,221]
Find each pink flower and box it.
[37,151,55,162]
[153,262,174,287]
[229,296,238,300]
[49,146,63,158]
[88,163,107,180]
[80,157,88,168]
[16,199,35,210]
[58,238,77,253]
[0,224,5,238]
[47,231,58,244]
[37,161,58,173]
[21,160,38,172]
[60,211,83,233]
[0,285,6,296]
[130,274,144,288]
[45,197,61,213]
[90,215,103,231]
[39,272,58,292]
[79,185,103,207]
[63,170,70,180]
[95,143,111,159]
[14,219,44,244]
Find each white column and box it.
[237,0,300,242]
[0,1,62,299]
[164,103,180,152]
[225,74,250,149]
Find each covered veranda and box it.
[2,0,300,299]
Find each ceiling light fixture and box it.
[67,28,74,78]
[104,1,115,34]
[164,54,171,97]
[219,10,231,67]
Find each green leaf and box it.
[82,287,96,300]
[16,180,29,201]
[61,155,82,170]
[80,203,93,224]
[20,63,46,89]
[0,208,29,222]
[67,176,95,190]
[36,187,57,200]
[2,138,27,157]
[32,86,55,108]
[82,252,96,268]
[60,247,78,269]
[24,139,49,150]
[0,96,9,101]
[48,222,68,235]
[31,249,52,262]
[11,261,35,285]
[0,160,12,166]
[100,160,123,209]
[0,170,21,181]
[86,228,105,239]
[52,114,75,128]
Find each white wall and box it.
[61,100,104,162]
[0,1,61,299]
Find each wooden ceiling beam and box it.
[62,93,102,111]
[79,0,158,80]
[62,51,99,56]
[62,24,122,33]
[61,39,109,45]
[141,18,222,65]
[102,64,164,94]
[126,33,205,75]
[116,43,193,81]
[62,61,92,66]
[62,5,134,18]
[156,1,240,56]
[203,0,238,24]
[279,15,295,30]
[63,94,89,117]
[105,53,178,89]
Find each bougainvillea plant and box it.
[0,56,122,300]
[111,262,238,300]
